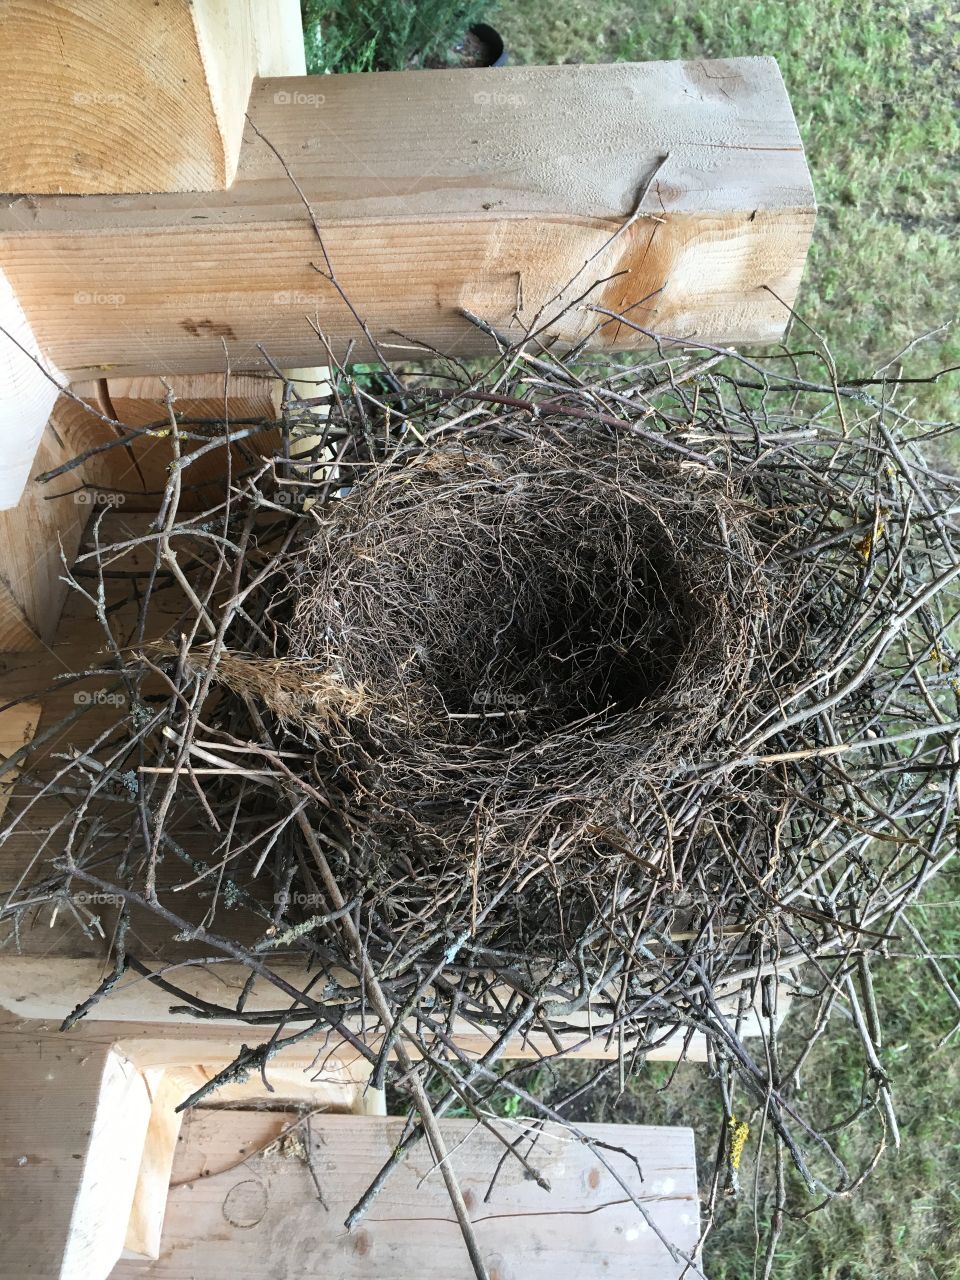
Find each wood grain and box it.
[122,1068,189,1262]
[0,701,41,821]
[0,0,305,195]
[0,1005,377,1279]
[0,59,816,380]
[0,265,62,509]
[0,398,93,642]
[110,1111,705,1279]
[0,371,283,651]
[0,581,41,650]
[68,372,283,507]
[0,1030,152,1280]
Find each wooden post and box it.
[0,1010,385,1278]
[0,1034,153,1280]
[1,59,816,387]
[0,266,61,509]
[0,0,306,194]
[0,0,305,508]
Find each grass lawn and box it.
[505,8,960,1275]
[305,3,960,1274]
[497,7,960,1275]
[503,0,960,430]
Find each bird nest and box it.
[3,330,959,1270]
[280,437,771,892]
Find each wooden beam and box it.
[0,702,41,820]
[0,266,61,508]
[0,583,41,650]
[110,1111,704,1279]
[122,1068,186,1263]
[0,1033,153,1280]
[0,1007,383,1279]
[284,364,332,512]
[0,956,789,1063]
[0,401,91,631]
[0,372,281,639]
[0,0,305,195]
[0,0,306,510]
[120,1057,379,1262]
[0,59,816,381]
[66,371,283,507]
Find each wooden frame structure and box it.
[0,4,815,1276]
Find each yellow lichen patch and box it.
[730,1116,750,1170]
[929,645,952,675]
[856,519,885,561]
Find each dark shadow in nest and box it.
[217,430,782,958]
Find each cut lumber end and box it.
[0,0,305,195]
[0,267,61,509]
[1,58,815,377]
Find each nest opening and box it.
[336,509,699,740]
[264,436,774,903]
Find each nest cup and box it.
[269,432,775,902]
[8,328,959,1241]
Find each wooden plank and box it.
[0,59,816,380]
[0,956,788,1063]
[0,1004,373,1279]
[122,1069,188,1263]
[0,1030,152,1280]
[0,401,92,641]
[0,1011,381,1102]
[0,701,41,822]
[62,1050,156,1280]
[251,1,307,77]
[109,1111,704,1279]
[0,370,281,647]
[0,265,62,508]
[0,0,304,194]
[65,372,283,506]
[120,1060,372,1262]
[0,581,41,650]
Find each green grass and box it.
[310,4,960,1273]
[500,8,960,1271]
[502,0,960,427]
[301,0,492,73]
[475,872,960,1280]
